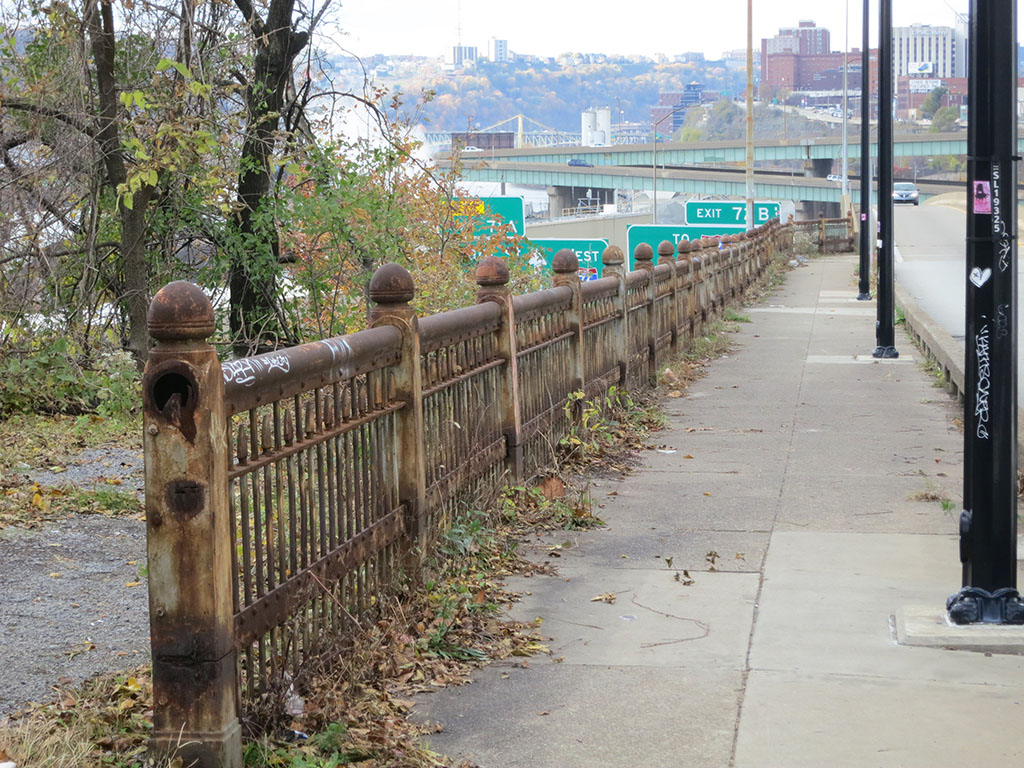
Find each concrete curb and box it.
[894,282,964,401]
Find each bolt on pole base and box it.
[947,587,1024,624]
[871,345,899,359]
[856,292,872,301]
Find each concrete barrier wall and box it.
[526,213,651,247]
[895,282,1024,471]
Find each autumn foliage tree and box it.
[0,1,541,412]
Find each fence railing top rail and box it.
[581,276,620,300]
[419,302,503,353]
[222,325,403,415]
[512,285,573,320]
[625,270,650,288]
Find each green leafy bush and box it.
[0,337,140,418]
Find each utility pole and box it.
[857,0,872,301]
[872,0,897,358]
[947,0,1024,625]
[841,0,850,212]
[745,0,754,232]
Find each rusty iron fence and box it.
[140,219,795,767]
[792,213,856,253]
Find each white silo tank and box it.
[595,106,612,145]
[581,109,597,146]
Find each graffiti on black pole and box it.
[975,319,991,440]
[996,303,1010,338]
[991,162,1012,273]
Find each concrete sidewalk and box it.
[414,253,1024,768]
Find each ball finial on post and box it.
[475,256,510,288]
[552,248,580,275]
[147,281,216,343]
[657,240,676,264]
[552,248,579,286]
[633,243,654,270]
[602,245,624,267]
[369,263,415,306]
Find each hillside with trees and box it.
[342,56,752,132]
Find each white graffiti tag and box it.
[222,358,259,387]
[975,321,991,440]
[222,353,292,387]
[996,303,1010,339]
[265,354,291,374]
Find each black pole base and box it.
[947,587,1024,624]
[872,345,899,359]
[857,292,872,301]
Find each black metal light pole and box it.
[857,0,872,301]
[872,0,897,357]
[947,0,1024,625]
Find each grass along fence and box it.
[140,219,799,766]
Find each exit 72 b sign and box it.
[685,201,780,226]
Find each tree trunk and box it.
[230,0,308,355]
[86,0,153,366]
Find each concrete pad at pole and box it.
[896,606,1024,654]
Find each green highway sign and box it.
[685,200,781,227]
[529,238,609,281]
[626,225,744,270]
[470,196,526,238]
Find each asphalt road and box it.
[893,200,1024,401]
[893,203,968,341]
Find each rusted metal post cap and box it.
[552,248,580,274]
[369,263,415,305]
[634,243,654,266]
[602,245,625,266]
[657,241,675,262]
[147,281,215,342]
[677,240,693,257]
[475,255,510,286]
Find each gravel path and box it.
[1,465,150,716]
[27,447,145,495]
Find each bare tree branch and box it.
[0,100,98,139]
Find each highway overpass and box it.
[440,132,990,167]
[453,158,957,209]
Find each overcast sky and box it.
[331,1,993,60]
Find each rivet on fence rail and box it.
[143,281,242,768]
[368,264,428,560]
[475,256,524,480]
[601,245,629,385]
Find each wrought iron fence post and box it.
[601,245,629,385]
[552,249,586,395]
[368,264,428,559]
[634,243,657,387]
[676,240,694,347]
[475,256,524,481]
[691,244,706,336]
[724,236,739,302]
[142,281,242,768]
[818,214,826,254]
[657,241,680,356]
